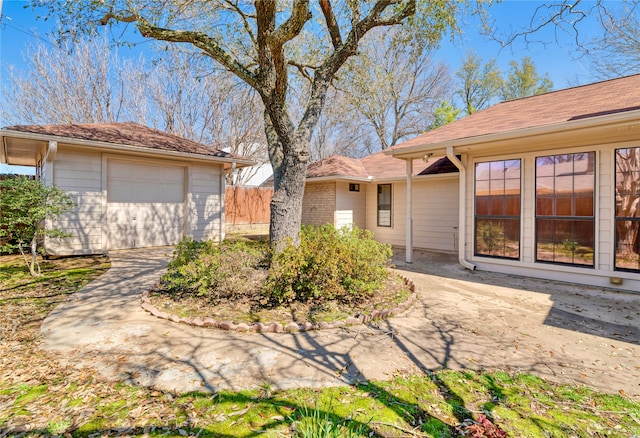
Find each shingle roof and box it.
[307,150,456,179]
[2,122,244,160]
[306,155,369,178]
[392,74,640,151]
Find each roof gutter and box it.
[0,129,256,168]
[446,146,476,271]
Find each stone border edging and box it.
[140,275,417,333]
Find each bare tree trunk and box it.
[269,145,308,250]
[264,111,309,250]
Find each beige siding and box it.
[521,156,535,263]
[366,178,459,251]
[188,164,223,241]
[335,181,366,229]
[302,182,336,226]
[46,147,103,255]
[413,177,460,251]
[597,149,613,271]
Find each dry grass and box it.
[148,273,411,325]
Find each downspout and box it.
[446,146,476,271]
[405,159,413,263]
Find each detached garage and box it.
[0,122,254,255]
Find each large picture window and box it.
[377,184,392,227]
[615,147,640,272]
[535,152,595,267]
[474,159,521,259]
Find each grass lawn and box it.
[1,254,639,437]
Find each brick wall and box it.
[302,182,336,226]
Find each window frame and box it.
[614,146,640,273]
[473,159,522,260]
[377,183,392,227]
[534,152,596,268]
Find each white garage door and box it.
[107,160,185,249]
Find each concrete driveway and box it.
[41,247,640,399]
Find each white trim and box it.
[405,159,413,264]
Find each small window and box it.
[349,183,360,192]
[377,184,392,227]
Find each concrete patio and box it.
[40,247,640,399]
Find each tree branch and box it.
[267,0,312,50]
[222,0,258,47]
[320,0,342,48]
[100,10,259,89]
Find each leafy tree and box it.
[455,51,503,115]
[501,56,553,101]
[430,100,460,129]
[0,177,74,276]
[36,0,465,249]
[455,53,553,115]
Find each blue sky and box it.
[0,0,606,173]
[1,0,603,88]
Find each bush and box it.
[264,225,392,305]
[161,237,269,302]
[161,226,392,307]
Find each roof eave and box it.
[387,109,640,160]
[0,129,256,168]
[306,175,373,183]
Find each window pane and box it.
[615,220,640,271]
[475,218,519,259]
[536,176,554,197]
[475,162,491,180]
[575,193,594,216]
[555,195,572,216]
[506,195,521,216]
[536,219,593,266]
[489,161,505,179]
[536,196,553,216]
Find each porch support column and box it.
[405,158,413,263]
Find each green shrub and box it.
[161,226,392,307]
[161,237,269,302]
[264,225,392,305]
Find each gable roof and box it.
[1,122,254,167]
[307,150,457,180]
[390,74,640,155]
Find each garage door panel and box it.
[107,160,185,249]
[133,203,183,222]
[136,184,183,203]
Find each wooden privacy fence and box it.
[225,186,272,234]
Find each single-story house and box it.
[0,122,253,255]
[304,74,640,292]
